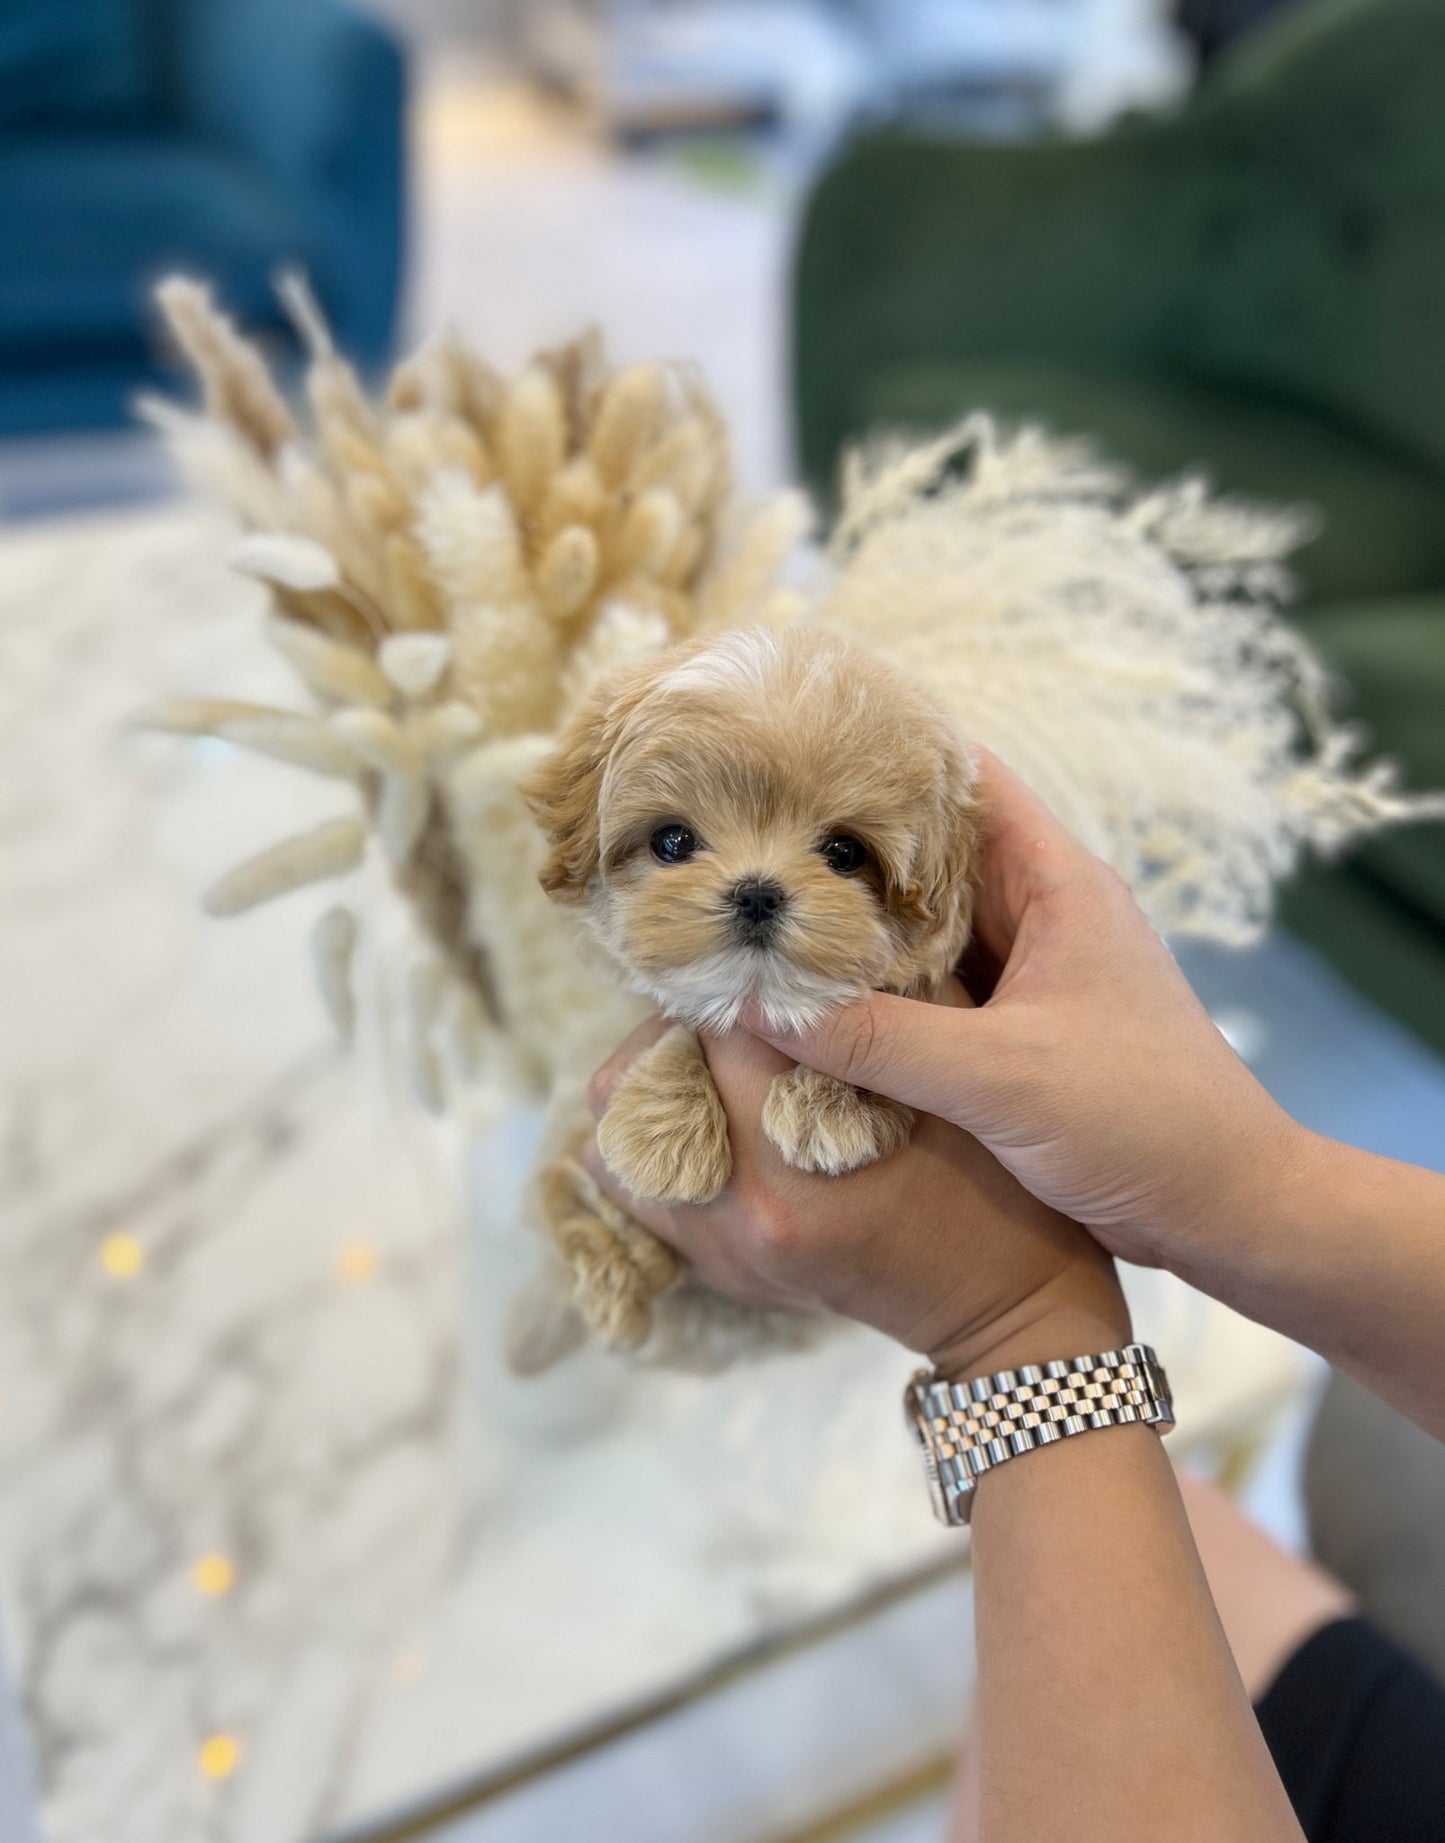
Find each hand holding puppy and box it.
[747,750,1306,1279]
[582,748,1299,1383]
[584,985,1129,1385]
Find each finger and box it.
[748,987,1002,1123]
[588,1014,672,1118]
[967,748,1091,959]
[697,1022,796,1104]
[936,972,975,1011]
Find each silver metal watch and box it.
[905,1343,1174,1526]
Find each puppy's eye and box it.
[651,823,700,865]
[819,834,868,876]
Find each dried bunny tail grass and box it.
[629,414,715,507]
[406,957,448,1113]
[589,364,667,486]
[659,521,708,591]
[415,471,527,608]
[431,415,494,483]
[273,451,394,622]
[278,269,389,480]
[312,905,359,1043]
[384,533,446,633]
[560,600,672,713]
[154,278,296,459]
[449,597,564,736]
[203,816,367,917]
[346,468,412,538]
[539,457,608,539]
[266,616,393,706]
[137,395,294,530]
[537,524,600,621]
[609,489,682,582]
[382,330,496,421]
[384,348,430,416]
[270,586,376,650]
[384,409,493,497]
[380,632,452,696]
[136,698,362,777]
[332,707,422,776]
[229,531,341,592]
[381,333,486,420]
[623,377,732,519]
[436,979,493,1088]
[675,374,734,513]
[393,802,502,1023]
[532,325,608,445]
[408,701,484,759]
[697,490,812,630]
[274,268,334,358]
[378,772,432,867]
[497,366,568,519]
[412,471,563,729]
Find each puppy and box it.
[519,625,983,1363]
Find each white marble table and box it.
[0,501,1380,1843]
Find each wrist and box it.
[928,1258,1132,1387]
[1167,1112,1331,1297]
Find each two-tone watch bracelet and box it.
[905,1343,1174,1526]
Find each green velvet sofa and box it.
[792,0,1445,1055]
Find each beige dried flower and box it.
[144,278,793,1113]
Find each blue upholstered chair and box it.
[0,0,406,435]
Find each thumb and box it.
[746,989,999,1123]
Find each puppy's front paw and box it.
[596,1025,732,1204]
[762,1066,913,1175]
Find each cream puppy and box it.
[519,625,982,1359]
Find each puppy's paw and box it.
[596,1025,732,1205]
[762,1067,913,1175]
[538,1153,679,1350]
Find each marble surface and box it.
[0,501,1313,1843]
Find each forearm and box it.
[970,1421,1302,1842]
[1181,1132,1445,1440]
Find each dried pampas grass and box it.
[823,416,1444,946]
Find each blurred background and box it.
[2,2,1445,1841]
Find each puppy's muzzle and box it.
[729,877,788,945]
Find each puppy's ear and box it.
[521,666,652,901]
[891,738,985,987]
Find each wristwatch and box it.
[905,1343,1174,1526]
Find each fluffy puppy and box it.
[519,625,983,1361]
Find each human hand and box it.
[746,751,1307,1278]
[583,993,1129,1384]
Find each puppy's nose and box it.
[730,878,788,928]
